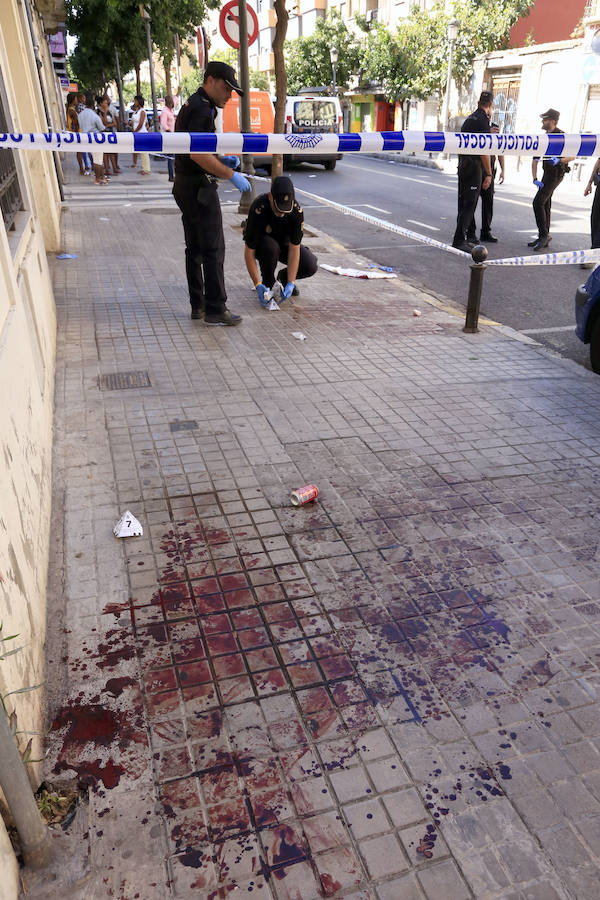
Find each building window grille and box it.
[0,87,23,232]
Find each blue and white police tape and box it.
[283,181,472,259]
[252,172,599,267]
[487,248,600,266]
[2,130,600,158]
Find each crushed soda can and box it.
[291,484,319,507]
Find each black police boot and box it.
[480,232,498,243]
[191,308,204,320]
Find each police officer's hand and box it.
[222,155,240,169]
[548,156,560,166]
[255,284,269,307]
[230,171,251,192]
[584,182,593,197]
[282,282,295,300]
[533,179,544,189]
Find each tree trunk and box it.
[163,48,173,96]
[272,0,288,180]
[135,63,141,95]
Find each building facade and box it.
[0,0,63,886]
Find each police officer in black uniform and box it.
[529,108,574,252]
[243,176,318,306]
[467,122,505,243]
[173,61,251,324]
[452,91,494,252]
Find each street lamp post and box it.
[330,47,338,96]
[441,18,459,135]
[140,4,159,131]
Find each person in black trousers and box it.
[173,61,251,324]
[243,176,318,306]
[582,157,600,268]
[529,108,574,252]
[452,91,494,252]
[467,122,505,243]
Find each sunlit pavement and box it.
[30,157,600,899]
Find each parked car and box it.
[283,93,344,170]
[575,266,600,373]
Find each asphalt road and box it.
[259,155,596,373]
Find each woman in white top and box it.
[131,94,150,175]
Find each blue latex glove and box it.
[255,284,268,307]
[230,171,251,192]
[533,179,544,189]
[548,156,560,166]
[282,281,295,300]
[221,155,240,169]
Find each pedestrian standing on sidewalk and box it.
[467,122,505,244]
[77,92,107,185]
[99,96,119,177]
[452,91,494,252]
[173,60,251,325]
[243,176,318,306]
[66,92,88,176]
[529,108,574,252]
[102,93,121,174]
[159,95,176,182]
[131,95,151,175]
[581,157,600,269]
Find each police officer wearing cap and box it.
[452,91,494,252]
[529,108,574,252]
[243,176,318,306]
[173,61,251,325]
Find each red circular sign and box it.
[219,2,259,50]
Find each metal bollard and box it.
[463,244,488,333]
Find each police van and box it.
[283,93,344,170]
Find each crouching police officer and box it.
[173,61,251,325]
[243,176,318,306]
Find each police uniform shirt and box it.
[174,87,217,178]
[244,194,304,249]
[458,107,491,171]
[533,127,565,179]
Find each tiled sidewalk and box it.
[33,161,600,899]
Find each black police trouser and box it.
[255,235,318,288]
[453,164,482,246]
[591,185,600,249]
[172,178,226,315]
[532,173,563,240]
[467,175,495,239]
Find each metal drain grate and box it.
[170,420,199,432]
[98,370,151,391]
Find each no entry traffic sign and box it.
[219,1,259,50]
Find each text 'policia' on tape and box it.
[1,130,599,158]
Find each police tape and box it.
[487,248,600,266]
[276,178,472,259]
[1,129,599,158]
[252,172,597,267]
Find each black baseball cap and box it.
[204,61,244,96]
[540,108,560,121]
[271,176,295,213]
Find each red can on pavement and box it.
[291,484,319,507]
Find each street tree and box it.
[66,0,146,91]
[271,0,289,179]
[356,20,424,128]
[284,10,361,95]
[404,0,535,99]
